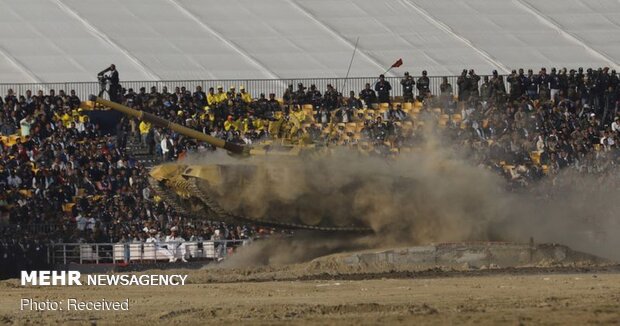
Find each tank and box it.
[89,95,373,232]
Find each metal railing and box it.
[49,240,250,265]
[0,75,496,102]
[0,223,64,234]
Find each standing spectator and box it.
[239,86,252,104]
[359,83,377,108]
[206,87,216,107]
[400,72,415,103]
[549,68,561,103]
[467,69,481,100]
[507,70,521,101]
[138,120,151,144]
[160,133,170,160]
[439,77,453,110]
[294,83,307,105]
[457,69,469,103]
[283,84,294,106]
[374,74,392,103]
[525,69,538,99]
[480,76,492,104]
[537,68,550,102]
[603,86,617,124]
[491,71,506,106]
[165,226,187,263]
[416,70,431,100]
[20,115,33,137]
[306,84,322,108]
[323,84,339,110]
[193,86,206,107]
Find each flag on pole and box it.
[391,58,403,68]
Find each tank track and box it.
[150,177,371,232]
[149,178,190,215]
[186,177,372,232]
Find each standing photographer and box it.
[98,64,121,102]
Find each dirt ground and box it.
[1,269,620,325]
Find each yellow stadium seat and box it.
[403,102,413,111]
[379,103,390,110]
[530,151,541,165]
[63,203,75,213]
[345,123,357,133]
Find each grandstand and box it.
[0,0,619,280]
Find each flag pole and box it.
[374,59,402,84]
[341,37,360,94]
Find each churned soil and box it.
[2,268,620,325]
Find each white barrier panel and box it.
[79,245,99,262]
[111,241,220,262]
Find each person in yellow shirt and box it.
[139,120,151,144]
[241,118,251,133]
[253,118,266,132]
[290,106,306,124]
[214,86,228,104]
[61,111,72,127]
[223,116,237,132]
[206,87,217,106]
[239,86,252,104]
[227,86,237,99]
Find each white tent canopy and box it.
[0,0,618,83]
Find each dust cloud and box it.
[179,133,619,266]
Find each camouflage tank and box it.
[90,96,373,232]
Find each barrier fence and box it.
[0,75,500,102]
[0,223,64,234]
[49,240,250,265]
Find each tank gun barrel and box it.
[89,95,248,155]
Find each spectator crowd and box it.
[0,66,619,276]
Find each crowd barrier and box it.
[49,240,250,265]
[0,75,494,102]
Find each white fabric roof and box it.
[0,0,618,83]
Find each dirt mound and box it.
[182,242,611,283]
